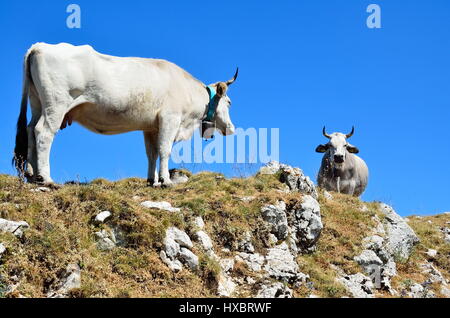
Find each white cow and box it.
[13,43,238,187]
[315,127,369,197]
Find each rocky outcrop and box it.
[258,161,318,199]
[337,272,375,298]
[379,203,420,261]
[160,227,198,272]
[261,195,323,254]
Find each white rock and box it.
[217,273,236,297]
[238,231,255,253]
[0,243,6,257]
[169,169,190,185]
[264,242,309,284]
[258,161,281,175]
[279,165,318,199]
[354,250,383,273]
[47,264,81,298]
[166,227,193,249]
[362,235,384,251]
[220,258,235,273]
[0,218,30,238]
[337,273,374,298]
[94,211,112,224]
[441,285,450,297]
[379,203,419,261]
[420,262,447,284]
[140,201,181,213]
[179,247,199,271]
[256,282,293,298]
[30,186,51,192]
[407,283,425,298]
[425,249,438,258]
[193,216,205,230]
[196,231,213,251]
[290,195,323,253]
[94,230,116,251]
[160,251,182,272]
[268,234,278,245]
[236,252,265,272]
[261,201,288,240]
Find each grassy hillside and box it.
[0,172,448,298]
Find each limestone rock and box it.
[258,161,281,175]
[160,227,198,272]
[193,216,205,230]
[0,218,30,238]
[288,195,323,253]
[195,231,213,251]
[140,201,181,213]
[169,169,190,185]
[264,242,309,285]
[261,201,288,240]
[217,273,236,297]
[94,211,112,224]
[354,250,383,273]
[179,247,199,271]
[47,264,81,298]
[337,273,374,298]
[166,227,193,249]
[94,230,116,251]
[220,258,235,273]
[379,203,419,261]
[0,243,6,258]
[160,250,182,272]
[237,231,255,253]
[256,282,293,298]
[425,249,437,258]
[279,165,318,199]
[236,252,265,272]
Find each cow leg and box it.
[157,116,180,188]
[143,131,159,186]
[25,93,42,183]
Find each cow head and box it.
[315,127,359,166]
[210,68,238,136]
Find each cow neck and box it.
[204,85,218,121]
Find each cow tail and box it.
[13,48,34,176]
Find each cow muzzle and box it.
[334,154,344,164]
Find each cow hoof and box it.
[159,178,174,188]
[147,179,161,188]
[35,176,61,189]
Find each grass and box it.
[0,172,448,298]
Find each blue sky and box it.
[0,0,449,216]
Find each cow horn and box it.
[226,67,239,86]
[346,126,355,139]
[322,126,331,139]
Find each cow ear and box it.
[216,82,228,97]
[347,144,359,154]
[315,144,328,153]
